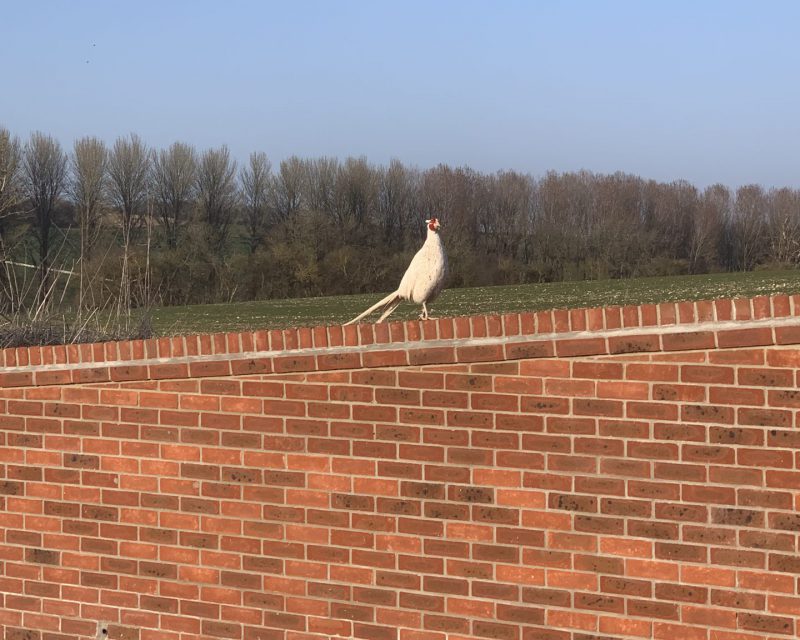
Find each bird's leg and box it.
[419,303,439,321]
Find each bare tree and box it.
[480,171,533,257]
[108,133,150,238]
[196,145,238,253]
[728,185,767,271]
[268,156,304,224]
[153,141,197,249]
[378,159,419,247]
[108,133,151,312]
[420,164,477,243]
[766,187,800,265]
[331,156,377,230]
[530,172,570,280]
[655,180,697,265]
[240,151,271,253]
[689,184,728,273]
[69,136,108,315]
[0,127,24,312]
[0,127,23,222]
[23,132,68,302]
[303,156,338,216]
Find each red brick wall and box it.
[1,295,800,640]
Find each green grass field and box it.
[150,270,800,336]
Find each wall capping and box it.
[2,294,799,388]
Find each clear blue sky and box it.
[2,0,798,188]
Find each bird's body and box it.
[345,218,447,325]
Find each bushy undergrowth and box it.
[0,313,152,349]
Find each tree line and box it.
[1,126,799,328]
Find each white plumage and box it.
[345,217,448,325]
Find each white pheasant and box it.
[345,217,448,324]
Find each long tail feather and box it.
[344,291,401,325]
[377,299,403,323]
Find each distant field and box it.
[150,270,800,336]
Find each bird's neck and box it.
[425,228,442,245]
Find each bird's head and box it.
[426,217,441,232]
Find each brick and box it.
[681,404,733,424]
[455,344,504,363]
[573,398,622,417]
[423,614,468,634]
[737,613,794,635]
[711,548,766,568]
[738,407,792,427]
[709,589,765,611]
[654,582,706,603]
[506,339,554,360]
[682,364,734,384]
[627,599,679,620]
[627,401,678,421]
[717,327,773,348]
[25,549,60,565]
[752,295,772,319]
[608,334,659,354]
[774,324,800,346]
[768,594,800,616]
[555,338,607,357]
[471,620,518,639]
[318,352,362,371]
[655,542,707,563]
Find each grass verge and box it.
[151,269,800,336]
